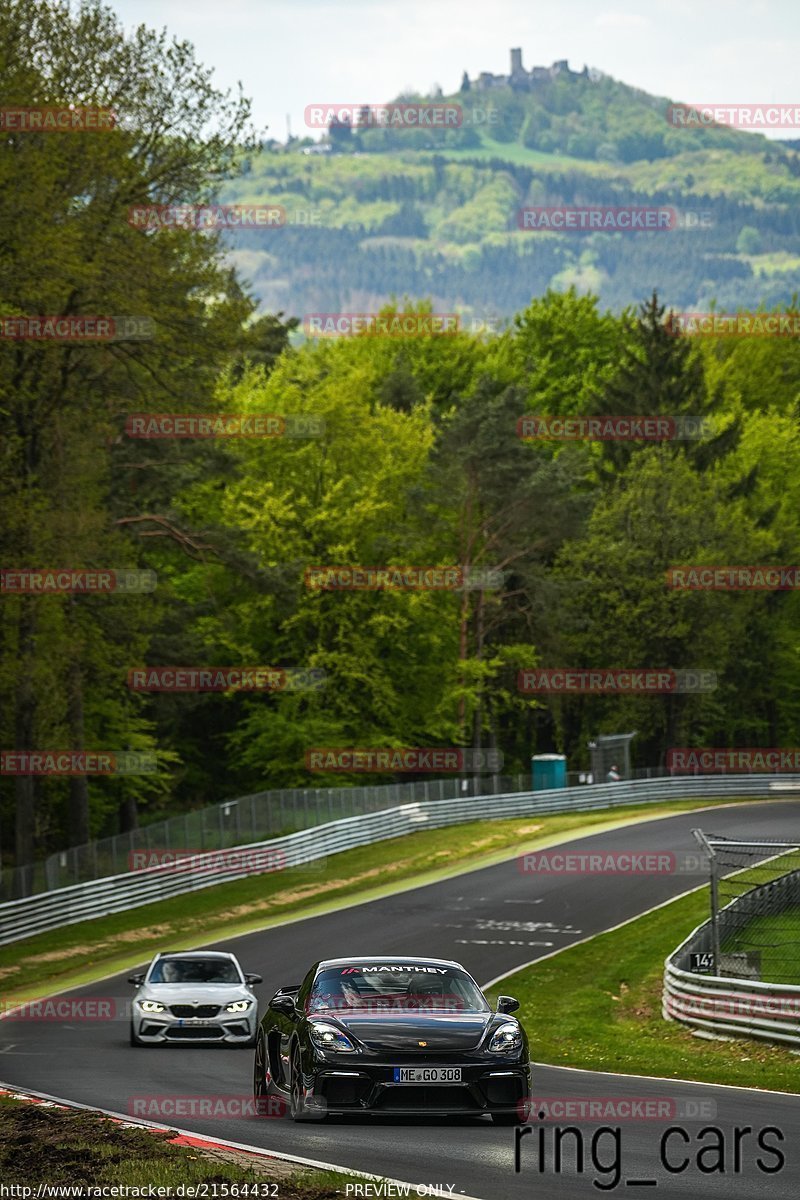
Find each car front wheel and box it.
[253,1032,268,1103]
[289,1045,326,1122]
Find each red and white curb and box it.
[0,1082,483,1199]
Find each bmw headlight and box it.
[487,1022,522,1053]
[224,1000,252,1013]
[138,1000,166,1013]
[308,1022,355,1052]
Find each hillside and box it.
[218,58,800,320]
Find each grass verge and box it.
[486,885,800,1094]
[722,909,800,984]
[0,797,770,1005]
[0,1092,351,1195]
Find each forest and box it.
[3,0,800,872]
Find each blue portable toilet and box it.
[531,753,567,791]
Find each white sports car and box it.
[129,950,262,1046]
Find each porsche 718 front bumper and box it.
[304,1059,531,1115]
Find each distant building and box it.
[477,71,507,90]
[468,49,592,92]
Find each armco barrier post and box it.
[693,829,721,972]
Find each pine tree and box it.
[593,291,740,479]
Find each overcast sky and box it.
[109,0,799,142]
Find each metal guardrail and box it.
[5,766,673,900]
[1,772,798,948]
[663,953,800,1048]
[1,774,529,900]
[663,843,800,1048]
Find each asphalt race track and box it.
[3,802,800,1198]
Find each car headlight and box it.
[487,1022,523,1053]
[224,1000,252,1013]
[138,1000,166,1013]
[308,1022,355,1052]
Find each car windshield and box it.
[307,964,490,1014]
[148,957,241,984]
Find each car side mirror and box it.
[245,973,263,986]
[269,993,297,1015]
[128,974,145,986]
[497,995,520,1014]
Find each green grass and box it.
[722,908,800,984]
[486,885,800,1094]
[413,136,612,172]
[0,1093,353,1195]
[0,797,764,1004]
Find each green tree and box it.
[0,0,254,877]
[552,449,777,763]
[592,292,741,481]
[736,226,763,255]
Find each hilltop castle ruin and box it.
[464,48,594,92]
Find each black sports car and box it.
[253,955,532,1122]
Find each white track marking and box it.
[0,1083,486,1199]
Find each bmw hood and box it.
[137,984,253,1003]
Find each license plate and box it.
[392,1067,462,1083]
[177,1018,212,1026]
